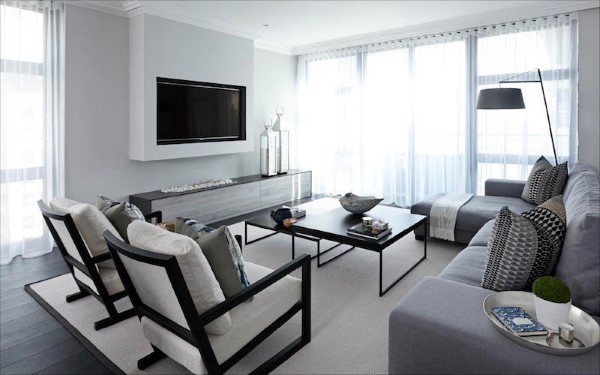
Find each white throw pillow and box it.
[127,220,232,335]
[49,198,121,269]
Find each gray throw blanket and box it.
[429,193,473,241]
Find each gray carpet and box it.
[28,201,463,374]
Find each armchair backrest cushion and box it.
[555,164,600,316]
[49,198,121,269]
[127,220,231,335]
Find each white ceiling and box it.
[80,0,599,54]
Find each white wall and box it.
[577,8,600,171]
[64,5,297,202]
[129,14,255,161]
[252,48,298,172]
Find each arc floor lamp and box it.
[476,68,558,165]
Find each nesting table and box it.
[245,198,427,296]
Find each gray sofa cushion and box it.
[468,219,494,247]
[412,195,535,244]
[389,277,600,374]
[438,246,486,286]
[555,164,600,316]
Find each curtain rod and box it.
[306,12,573,56]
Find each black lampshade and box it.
[476,88,525,110]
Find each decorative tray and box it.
[483,291,599,356]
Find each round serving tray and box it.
[483,291,599,356]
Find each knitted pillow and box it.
[521,156,568,205]
[482,196,567,291]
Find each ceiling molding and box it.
[65,0,599,56]
[254,40,293,55]
[292,0,599,55]
[63,1,128,17]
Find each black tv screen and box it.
[157,77,246,145]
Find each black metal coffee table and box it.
[244,198,427,296]
[244,211,353,264]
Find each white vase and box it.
[534,295,571,331]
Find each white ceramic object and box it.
[483,291,599,355]
[534,295,572,331]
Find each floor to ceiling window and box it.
[0,1,64,265]
[294,14,577,205]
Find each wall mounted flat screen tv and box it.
[157,77,246,145]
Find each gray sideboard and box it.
[129,170,312,223]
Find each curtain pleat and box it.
[0,0,65,265]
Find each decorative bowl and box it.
[339,193,383,214]
[271,208,293,225]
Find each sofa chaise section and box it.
[411,180,534,244]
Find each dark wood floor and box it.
[0,197,314,374]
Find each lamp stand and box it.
[500,68,558,165]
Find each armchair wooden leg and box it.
[138,346,166,370]
[65,290,90,303]
[93,308,136,330]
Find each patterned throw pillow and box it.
[482,196,567,291]
[174,217,214,239]
[521,195,567,287]
[96,196,145,242]
[482,207,539,291]
[174,217,250,297]
[521,156,568,205]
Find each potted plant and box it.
[532,276,572,330]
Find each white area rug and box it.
[27,201,463,374]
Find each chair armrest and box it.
[484,179,526,198]
[144,211,163,224]
[198,254,311,326]
[90,252,112,264]
[234,235,243,253]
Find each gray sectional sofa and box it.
[390,164,600,374]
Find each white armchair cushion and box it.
[49,198,122,268]
[127,220,231,335]
[140,261,302,374]
[72,267,124,296]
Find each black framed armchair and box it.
[38,200,136,330]
[104,230,311,374]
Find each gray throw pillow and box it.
[482,196,567,292]
[174,218,250,298]
[96,196,145,242]
[521,156,568,205]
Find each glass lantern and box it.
[260,119,278,177]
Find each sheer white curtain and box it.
[475,15,578,193]
[296,37,468,207]
[294,14,577,204]
[1,0,64,265]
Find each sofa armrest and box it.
[484,179,526,198]
[389,277,599,374]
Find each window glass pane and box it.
[0,5,43,63]
[0,179,44,245]
[0,72,44,170]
